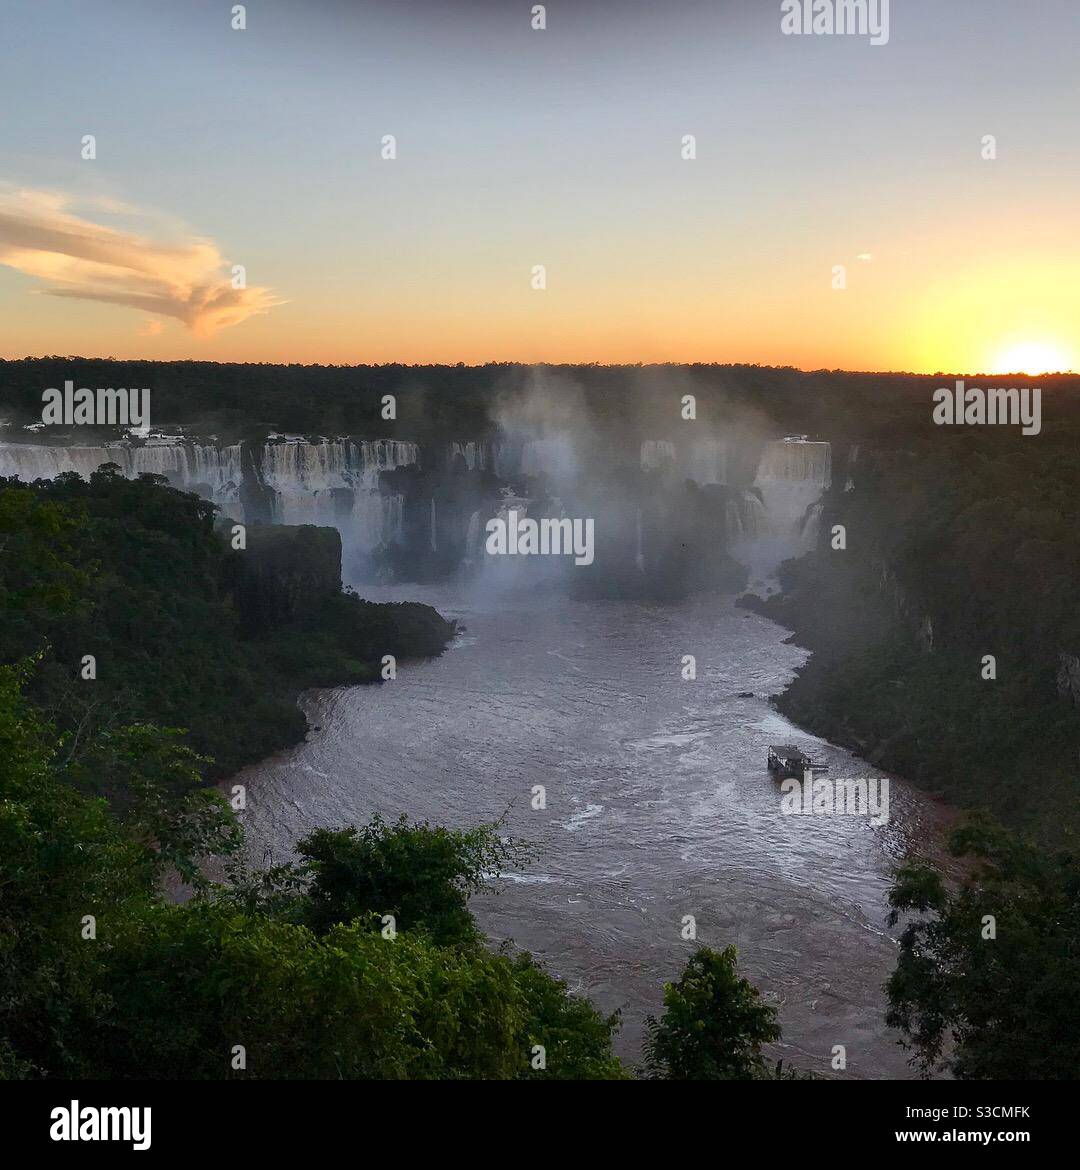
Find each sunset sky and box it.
[2,0,1079,372]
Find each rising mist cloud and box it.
[0,186,282,335]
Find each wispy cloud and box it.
[0,185,282,335]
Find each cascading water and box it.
[641,437,725,484]
[260,439,417,491]
[259,438,416,550]
[734,439,832,578]
[754,440,831,529]
[0,441,245,517]
[449,441,488,471]
[725,493,769,542]
[687,438,727,485]
[519,435,577,481]
[843,442,858,493]
[0,443,126,482]
[800,502,825,551]
[464,510,482,564]
[640,439,676,470]
[189,444,244,507]
[0,437,417,551]
[352,490,404,551]
[491,441,518,480]
[261,439,348,526]
[2,430,831,586]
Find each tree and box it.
[65,723,241,889]
[886,817,1080,1079]
[1,670,624,1079]
[0,662,154,1076]
[510,953,625,1080]
[289,815,531,946]
[643,945,781,1079]
[91,908,528,1080]
[0,482,88,659]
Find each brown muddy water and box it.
[231,583,956,1077]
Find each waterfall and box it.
[430,498,437,552]
[635,507,645,572]
[259,438,418,494]
[464,509,482,564]
[800,502,825,550]
[351,489,404,551]
[449,441,487,471]
[0,437,417,550]
[732,439,832,577]
[259,438,418,549]
[640,437,725,483]
[841,443,858,493]
[755,439,831,487]
[384,494,404,545]
[520,436,576,480]
[753,440,831,534]
[492,441,518,480]
[0,441,245,516]
[354,442,413,550]
[261,439,347,526]
[0,443,120,482]
[640,439,676,470]
[687,438,727,485]
[190,444,244,504]
[725,492,769,541]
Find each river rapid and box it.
[233,580,954,1078]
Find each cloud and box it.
[0,185,282,335]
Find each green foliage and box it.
[84,903,627,1079]
[0,662,155,1075]
[510,952,626,1080]
[0,660,624,1079]
[886,818,1080,1079]
[0,473,454,794]
[87,907,527,1079]
[0,483,88,618]
[0,471,628,1081]
[64,724,242,889]
[288,816,532,945]
[754,429,1080,846]
[643,946,782,1080]
[99,896,624,1080]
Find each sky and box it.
[1,0,1079,373]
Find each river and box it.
[233,579,954,1078]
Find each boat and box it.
[767,744,829,779]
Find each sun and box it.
[989,340,1075,376]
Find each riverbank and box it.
[737,549,1080,848]
[0,473,457,792]
[231,582,956,1077]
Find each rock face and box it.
[1057,653,1080,707]
[233,524,342,631]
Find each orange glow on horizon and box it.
[988,340,1076,377]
